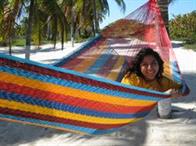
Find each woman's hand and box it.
[165,89,182,98]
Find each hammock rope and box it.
[0,0,190,135]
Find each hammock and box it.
[0,0,190,135]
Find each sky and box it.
[100,0,196,28]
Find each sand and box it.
[0,41,196,146]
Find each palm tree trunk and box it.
[8,37,12,55]
[53,16,57,49]
[157,0,171,118]
[25,0,34,60]
[158,0,169,34]
[71,7,74,47]
[92,0,98,35]
[61,25,64,50]
[38,22,41,49]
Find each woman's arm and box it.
[165,87,183,98]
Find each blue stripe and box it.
[170,61,182,84]
[0,90,149,119]
[85,50,113,74]
[116,60,128,82]
[0,66,162,101]
[0,114,126,135]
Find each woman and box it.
[121,48,183,118]
[121,48,182,97]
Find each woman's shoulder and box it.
[121,72,141,85]
[161,76,177,83]
[160,75,181,89]
[161,76,171,82]
[124,72,139,79]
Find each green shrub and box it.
[183,43,196,51]
[12,38,26,46]
[169,11,196,44]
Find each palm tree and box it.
[43,0,67,50]
[0,0,68,59]
[0,0,24,55]
[25,0,34,59]
[93,0,126,34]
[25,0,68,59]
[158,0,176,34]
[1,0,125,57]
[62,0,76,47]
[157,0,177,119]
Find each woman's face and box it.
[140,55,159,81]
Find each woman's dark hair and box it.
[127,48,164,80]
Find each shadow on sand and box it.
[172,42,184,49]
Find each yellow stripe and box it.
[0,72,155,106]
[107,56,125,80]
[0,99,142,124]
[163,62,172,79]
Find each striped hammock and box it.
[0,0,190,135]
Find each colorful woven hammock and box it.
[0,0,190,135]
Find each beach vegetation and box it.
[183,43,196,51]
[0,0,125,58]
[169,11,196,44]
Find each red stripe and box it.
[0,107,127,130]
[0,81,156,114]
[0,58,168,98]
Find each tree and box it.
[42,0,68,50]
[1,0,126,56]
[169,11,196,43]
[25,0,34,59]
[0,0,24,55]
[71,0,125,37]
[93,0,126,34]
[62,0,76,47]
[158,0,176,34]
[157,0,177,119]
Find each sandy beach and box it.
[0,41,196,146]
